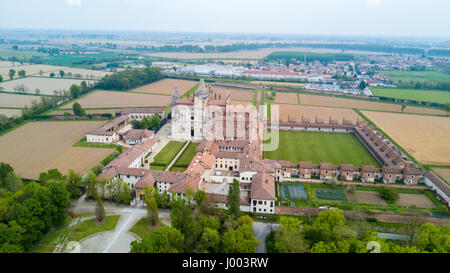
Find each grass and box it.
[171,142,199,169]
[371,87,450,104]
[73,137,119,149]
[382,70,450,85]
[69,215,120,242]
[263,130,380,167]
[151,141,186,168]
[129,217,163,239]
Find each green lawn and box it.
[69,215,120,242]
[171,142,199,168]
[383,70,450,85]
[151,141,186,168]
[129,217,162,239]
[371,87,450,104]
[264,130,380,167]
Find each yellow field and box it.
[433,168,450,185]
[212,86,256,102]
[0,121,114,179]
[362,111,450,165]
[273,92,299,104]
[276,104,360,123]
[0,64,63,80]
[131,79,197,95]
[63,90,171,109]
[300,94,447,115]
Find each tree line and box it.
[95,67,163,91]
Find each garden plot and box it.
[396,193,435,209]
[354,190,387,206]
[280,184,307,200]
[0,77,94,95]
[314,188,347,202]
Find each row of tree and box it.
[267,209,449,253]
[95,67,162,90]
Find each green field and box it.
[170,142,199,171]
[264,130,380,167]
[383,70,450,84]
[151,141,186,169]
[371,87,450,104]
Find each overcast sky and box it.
[0,0,449,37]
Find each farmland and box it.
[354,190,387,205]
[50,108,120,116]
[263,130,380,166]
[62,90,171,109]
[272,92,299,104]
[0,121,115,179]
[276,104,361,123]
[0,64,62,80]
[0,77,94,95]
[362,111,450,165]
[0,93,42,108]
[0,108,22,117]
[146,49,274,60]
[433,168,450,185]
[396,193,436,209]
[382,70,450,85]
[212,86,256,102]
[251,81,304,88]
[299,93,447,115]
[41,67,111,79]
[131,78,198,95]
[371,87,450,104]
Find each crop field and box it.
[272,92,299,104]
[251,81,304,87]
[299,93,447,115]
[41,67,111,80]
[151,141,186,169]
[263,130,380,166]
[146,49,274,60]
[0,108,22,117]
[131,79,198,95]
[276,104,360,123]
[0,121,114,179]
[382,70,450,85]
[354,190,387,205]
[211,86,256,102]
[433,168,450,185]
[314,189,347,202]
[0,77,94,95]
[362,111,450,165]
[0,93,42,108]
[50,108,120,116]
[0,64,62,80]
[371,87,450,104]
[171,142,200,171]
[396,193,436,209]
[63,90,171,109]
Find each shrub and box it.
[378,187,399,201]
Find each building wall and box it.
[250,198,275,214]
[86,133,117,143]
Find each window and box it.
[258,201,262,205]
[253,200,256,205]
[368,173,371,177]
[270,201,273,207]
[253,208,256,212]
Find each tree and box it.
[307,209,349,243]
[274,217,307,253]
[222,222,260,253]
[130,226,184,253]
[359,80,367,90]
[18,70,26,77]
[39,169,64,182]
[378,187,399,202]
[0,75,3,82]
[198,227,220,253]
[65,169,83,198]
[72,102,85,116]
[415,223,450,253]
[34,88,40,95]
[146,198,159,226]
[160,191,169,208]
[95,196,105,223]
[445,103,450,116]
[49,73,55,78]
[2,172,23,193]
[70,84,81,98]
[59,70,65,79]
[8,69,15,80]
[401,103,406,113]
[227,179,241,218]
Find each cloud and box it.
[366,0,382,6]
[67,0,81,6]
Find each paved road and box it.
[253,222,277,253]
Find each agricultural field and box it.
[251,81,304,88]
[396,193,436,209]
[354,190,387,206]
[0,93,42,108]
[433,168,450,185]
[299,93,447,115]
[276,104,361,123]
[272,92,299,104]
[0,77,94,95]
[212,86,256,102]
[362,111,450,165]
[131,78,197,95]
[382,70,450,85]
[50,108,120,116]
[170,142,200,171]
[0,64,62,80]
[0,121,115,179]
[62,90,171,109]
[0,108,22,117]
[151,141,186,170]
[371,87,450,104]
[146,49,275,60]
[41,67,111,80]
[263,130,380,166]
